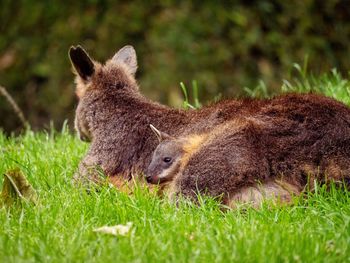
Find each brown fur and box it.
[146,96,350,207]
[69,45,251,186]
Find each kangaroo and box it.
[69,45,350,192]
[146,95,350,207]
[69,45,254,187]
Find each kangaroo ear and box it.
[69,45,95,80]
[149,124,172,142]
[112,45,137,75]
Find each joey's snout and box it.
[145,165,160,184]
[145,173,160,184]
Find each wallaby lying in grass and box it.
[69,45,350,192]
[146,95,350,207]
[69,45,255,187]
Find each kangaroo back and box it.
[151,96,350,207]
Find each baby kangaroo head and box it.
[146,125,185,185]
[69,45,138,142]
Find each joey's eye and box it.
[163,157,172,163]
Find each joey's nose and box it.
[145,175,153,183]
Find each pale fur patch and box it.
[228,180,301,208]
[158,162,180,179]
[179,118,250,168]
[181,134,208,167]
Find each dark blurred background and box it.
[1,0,350,133]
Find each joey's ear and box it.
[149,124,173,142]
[112,45,137,75]
[69,45,95,80]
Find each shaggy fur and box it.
[69,45,252,186]
[146,95,350,207]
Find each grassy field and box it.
[1,70,350,262]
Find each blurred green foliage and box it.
[0,0,350,132]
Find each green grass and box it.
[1,70,350,262]
[245,66,350,107]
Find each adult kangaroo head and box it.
[69,45,138,142]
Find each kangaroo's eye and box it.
[163,157,172,163]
